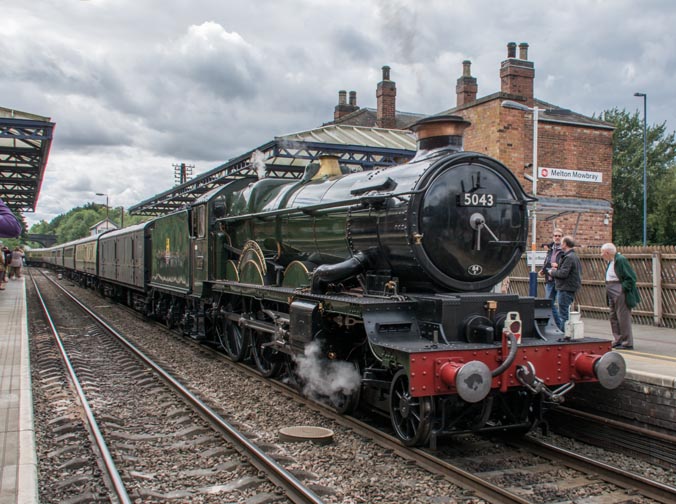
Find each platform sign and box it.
[538,167,603,183]
[526,251,547,266]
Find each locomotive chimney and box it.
[500,41,534,105]
[456,60,478,107]
[376,65,397,129]
[409,115,471,153]
[334,90,359,121]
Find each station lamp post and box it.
[634,92,647,246]
[95,192,109,229]
[501,100,545,297]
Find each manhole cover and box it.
[279,426,334,445]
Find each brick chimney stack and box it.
[334,90,359,121]
[376,65,397,129]
[500,41,534,105]
[456,60,478,106]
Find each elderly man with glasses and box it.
[601,243,640,350]
[539,229,564,329]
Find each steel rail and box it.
[557,405,676,444]
[519,437,676,503]
[42,272,325,504]
[30,273,132,504]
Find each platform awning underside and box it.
[0,111,55,213]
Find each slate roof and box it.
[442,92,614,130]
[327,107,425,130]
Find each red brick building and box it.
[329,42,614,247]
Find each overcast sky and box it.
[4,0,675,227]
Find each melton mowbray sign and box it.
[538,167,603,183]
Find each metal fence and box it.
[508,245,676,328]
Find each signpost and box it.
[538,167,603,183]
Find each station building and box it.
[329,42,614,247]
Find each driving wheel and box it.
[389,369,432,446]
[251,329,282,378]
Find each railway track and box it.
[31,268,676,503]
[29,270,324,503]
[546,405,676,469]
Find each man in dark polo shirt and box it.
[547,236,582,333]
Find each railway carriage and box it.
[25,247,51,267]
[98,222,151,310]
[73,234,99,286]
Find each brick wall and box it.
[567,377,676,435]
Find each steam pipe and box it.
[311,251,371,293]
[491,331,518,377]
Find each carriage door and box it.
[192,204,207,296]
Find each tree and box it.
[597,108,676,245]
[651,168,676,244]
[26,202,152,246]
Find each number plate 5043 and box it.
[457,193,496,207]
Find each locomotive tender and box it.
[29,115,625,447]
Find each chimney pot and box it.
[519,42,529,60]
[334,89,358,121]
[462,60,472,77]
[382,65,391,81]
[507,42,517,58]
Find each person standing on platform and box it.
[601,243,639,350]
[547,236,582,333]
[0,198,20,290]
[9,246,24,279]
[0,197,21,238]
[539,228,564,329]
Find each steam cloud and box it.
[293,341,361,407]
[251,149,266,180]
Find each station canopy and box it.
[0,107,55,213]
[128,124,417,216]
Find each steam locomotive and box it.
[28,115,625,447]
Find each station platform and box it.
[0,277,37,504]
[583,317,676,387]
[0,277,673,503]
